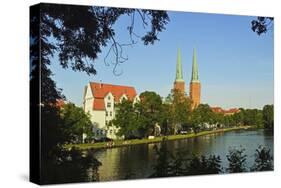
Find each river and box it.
[92,129,273,181]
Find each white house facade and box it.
[83,82,139,140]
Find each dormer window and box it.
[107,102,111,108]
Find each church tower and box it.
[189,48,201,109]
[173,48,185,94]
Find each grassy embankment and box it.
[65,126,251,150]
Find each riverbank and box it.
[65,126,252,150]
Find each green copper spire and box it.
[175,48,184,82]
[191,48,199,82]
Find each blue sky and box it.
[49,10,274,109]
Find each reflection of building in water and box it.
[95,145,155,181]
[83,82,140,140]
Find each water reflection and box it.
[93,129,273,181]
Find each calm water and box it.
[93,129,273,181]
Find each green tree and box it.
[165,90,191,134]
[239,108,263,128]
[251,146,273,171]
[139,91,163,136]
[262,105,274,129]
[111,100,139,139]
[112,91,166,139]
[226,147,247,173]
[60,103,93,143]
[190,104,215,132]
[159,103,172,135]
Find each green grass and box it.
[65,126,251,150]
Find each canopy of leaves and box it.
[226,147,247,173]
[38,3,170,75]
[251,17,273,35]
[111,100,141,139]
[165,90,191,133]
[262,104,274,129]
[251,146,273,171]
[60,103,93,143]
[187,154,222,175]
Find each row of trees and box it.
[150,139,273,178]
[111,90,274,139]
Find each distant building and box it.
[83,82,140,140]
[211,107,240,116]
[173,48,201,109]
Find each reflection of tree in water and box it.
[149,138,273,178]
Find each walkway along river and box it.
[91,129,273,181]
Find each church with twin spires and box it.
[173,48,201,109]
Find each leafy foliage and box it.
[165,89,192,134]
[138,91,163,136]
[40,3,169,75]
[226,147,247,173]
[60,103,93,143]
[251,17,274,35]
[187,155,222,175]
[190,104,215,132]
[251,146,273,171]
[111,100,141,139]
[262,105,274,129]
[112,91,164,138]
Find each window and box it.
[106,120,108,125]
[108,96,111,100]
[110,111,112,116]
[107,102,111,108]
[106,111,108,116]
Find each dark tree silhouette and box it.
[226,147,247,173]
[186,155,222,175]
[37,3,169,75]
[262,105,274,130]
[150,138,172,177]
[251,146,273,171]
[169,150,188,176]
[251,17,273,35]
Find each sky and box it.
[49,10,274,109]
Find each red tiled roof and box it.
[224,108,240,114]
[89,82,137,110]
[55,99,65,109]
[93,98,105,110]
[211,107,224,113]
[211,107,240,115]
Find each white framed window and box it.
[107,102,111,108]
